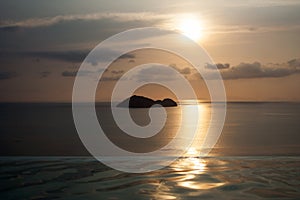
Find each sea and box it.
[0,102,300,199]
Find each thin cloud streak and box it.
[0,12,171,29]
[0,50,135,63]
[205,25,300,34]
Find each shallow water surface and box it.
[0,156,299,200]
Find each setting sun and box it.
[177,15,204,42]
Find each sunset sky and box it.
[0,0,300,102]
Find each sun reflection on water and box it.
[142,102,223,198]
[170,156,225,191]
[170,102,225,190]
[180,102,211,157]
[172,153,206,174]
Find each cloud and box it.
[61,70,93,77]
[204,59,300,79]
[206,63,230,70]
[129,59,135,63]
[206,25,300,34]
[179,67,191,75]
[101,76,123,81]
[40,71,51,78]
[0,50,88,63]
[0,71,17,80]
[288,58,300,68]
[0,26,20,32]
[169,64,192,75]
[61,70,78,77]
[223,0,300,8]
[0,12,170,30]
[26,50,88,63]
[85,49,135,66]
[133,64,181,82]
[61,70,100,77]
[119,54,135,59]
[111,70,124,74]
[62,70,95,77]
[61,68,113,80]
[61,58,300,81]
[68,63,193,82]
[1,49,135,64]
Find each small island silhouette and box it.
[117,95,177,108]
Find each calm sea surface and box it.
[0,102,300,199]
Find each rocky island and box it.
[117,95,177,108]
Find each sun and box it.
[177,15,204,42]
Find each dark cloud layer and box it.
[0,71,17,80]
[179,67,191,75]
[111,70,124,74]
[85,49,136,66]
[288,59,300,68]
[206,59,300,79]
[0,26,20,32]
[40,71,51,78]
[0,50,89,63]
[206,63,230,70]
[0,49,136,65]
[27,51,88,63]
[61,70,78,77]
[62,58,300,81]
[169,64,192,75]
[62,68,121,80]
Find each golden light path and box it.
[148,103,224,199]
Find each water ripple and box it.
[0,156,300,199]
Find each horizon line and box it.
[1,100,300,104]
